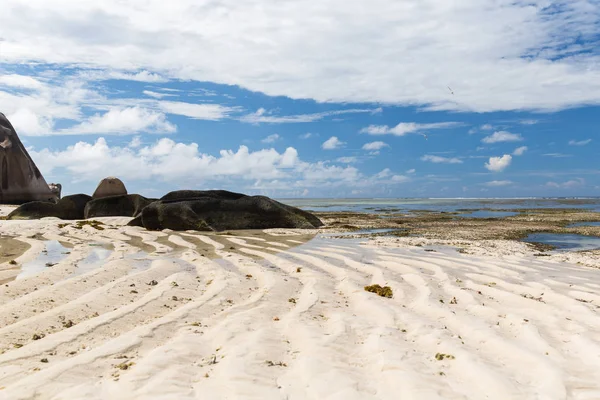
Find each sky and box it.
[0,0,599,198]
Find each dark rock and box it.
[160,190,246,202]
[84,194,154,219]
[0,113,57,204]
[129,195,323,231]
[8,194,92,220]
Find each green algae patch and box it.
[364,284,393,298]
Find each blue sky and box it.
[0,0,599,198]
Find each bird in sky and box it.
[447,86,454,95]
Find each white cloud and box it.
[158,101,236,120]
[241,107,378,124]
[262,134,280,143]
[362,141,389,151]
[337,156,358,164]
[361,122,459,136]
[485,180,512,187]
[143,90,175,99]
[391,175,409,183]
[7,108,54,136]
[83,70,167,83]
[519,119,539,125]
[485,154,512,172]
[569,139,592,146]
[482,131,523,144]
[128,136,142,148]
[0,74,45,90]
[3,2,599,112]
[421,155,463,164]
[406,169,416,174]
[513,146,528,156]
[322,136,345,150]
[543,153,571,158]
[546,178,585,189]
[299,133,313,139]
[480,124,494,131]
[61,107,176,135]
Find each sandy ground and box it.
[0,216,599,399]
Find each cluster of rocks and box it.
[7,177,323,231]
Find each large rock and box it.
[129,193,323,231]
[92,177,127,199]
[0,113,58,204]
[7,194,92,220]
[160,190,246,202]
[84,194,154,219]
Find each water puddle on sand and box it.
[16,241,70,280]
[523,233,600,251]
[72,247,113,277]
[320,228,401,238]
[568,222,600,228]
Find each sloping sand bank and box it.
[0,217,599,399]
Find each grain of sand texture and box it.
[0,214,600,399]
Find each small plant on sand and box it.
[62,320,75,328]
[9,260,17,265]
[74,220,105,231]
[116,361,135,370]
[435,353,455,361]
[265,360,287,367]
[288,298,296,304]
[40,358,49,363]
[364,284,393,298]
[296,267,302,273]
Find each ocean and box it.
[278,198,600,214]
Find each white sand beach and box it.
[0,213,600,399]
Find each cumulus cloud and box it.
[31,138,300,183]
[361,122,459,136]
[421,155,463,164]
[322,136,345,150]
[60,107,176,135]
[513,146,528,156]
[480,124,494,131]
[482,131,523,144]
[568,139,592,146]
[406,169,416,174]
[362,141,389,151]
[128,136,142,148]
[485,155,512,172]
[299,133,313,139]
[0,74,45,90]
[262,134,280,143]
[485,180,513,187]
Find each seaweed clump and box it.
[364,284,393,298]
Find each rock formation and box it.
[92,177,127,199]
[0,113,57,204]
[84,194,154,219]
[48,183,62,200]
[128,190,324,231]
[7,194,92,220]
